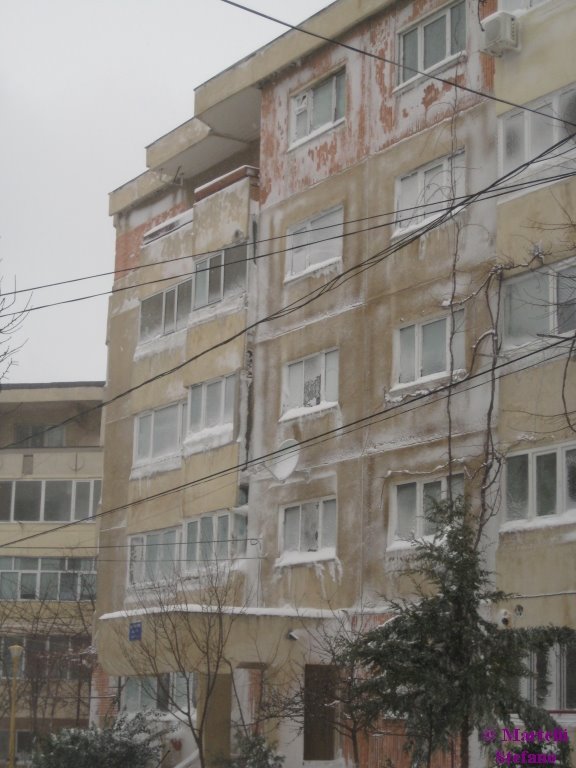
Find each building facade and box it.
[0,382,103,766]
[97,0,576,766]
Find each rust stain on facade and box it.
[422,82,441,109]
[114,202,187,279]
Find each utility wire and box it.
[218,0,576,130]
[1,333,572,552]
[5,1,575,305]
[1,140,574,550]
[0,133,573,459]
[2,162,575,317]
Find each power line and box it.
[0,134,572,459]
[1,333,572,552]
[218,0,576,131]
[1,139,573,552]
[2,163,575,319]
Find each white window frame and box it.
[133,401,187,465]
[184,511,247,569]
[1,635,90,682]
[286,206,344,278]
[187,374,236,435]
[395,152,465,233]
[502,259,576,348]
[123,672,195,714]
[0,556,96,602]
[290,69,346,146]
[282,349,339,416]
[279,497,337,556]
[499,85,576,176]
[128,528,180,586]
[395,309,466,385]
[398,0,466,85]
[139,243,248,342]
[504,442,576,523]
[123,675,160,712]
[0,479,101,523]
[390,474,465,543]
[520,644,576,711]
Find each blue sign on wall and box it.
[129,621,142,641]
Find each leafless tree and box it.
[112,558,253,768]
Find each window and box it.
[21,635,90,681]
[188,374,236,433]
[505,443,576,522]
[399,1,466,84]
[139,243,247,342]
[286,206,344,277]
[397,310,465,384]
[281,498,337,554]
[0,730,33,763]
[14,424,65,448]
[500,86,576,174]
[396,153,465,230]
[392,474,464,540]
[304,665,338,760]
[283,350,339,414]
[0,479,101,523]
[134,402,186,464]
[520,645,576,710]
[129,529,179,585]
[123,676,161,712]
[123,673,195,714]
[503,262,576,346]
[185,511,247,567]
[0,557,96,601]
[290,69,345,144]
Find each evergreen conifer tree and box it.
[346,498,574,768]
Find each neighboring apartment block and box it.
[0,382,103,766]
[96,0,576,766]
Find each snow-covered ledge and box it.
[183,423,234,456]
[275,548,336,568]
[279,401,338,422]
[130,453,182,480]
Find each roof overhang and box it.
[144,86,261,179]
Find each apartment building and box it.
[0,382,103,766]
[96,0,576,765]
[492,0,576,718]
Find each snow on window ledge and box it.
[500,508,576,534]
[135,293,247,359]
[392,53,467,96]
[284,256,341,284]
[391,205,465,240]
[288,117,346,152]
[130,453,182,480]
[389,368,467,395]
[386,538,417,552]
[280,401,338,423]
[497,150,576,204]
[183,423,234,456]
[275,547,336,568]
[134,327,187,361]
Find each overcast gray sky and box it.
[0,0,333,384]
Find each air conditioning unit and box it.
[481,11,519,56]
